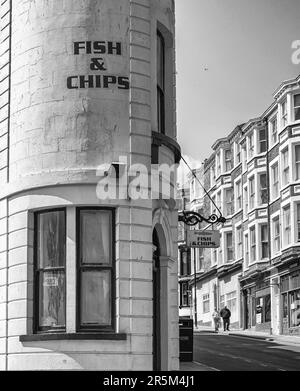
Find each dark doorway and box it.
[152,228,161,371]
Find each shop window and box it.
[259,128,267,153]
[78,208,114,331]
[34,209,66,332]
[290,290,300,327]
[294,94,300,121]
[157,30,165,134]
[226,291,237,314]
[220,295,225,309]
[203,294,210,313]
[264,294,271,323]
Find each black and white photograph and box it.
[0,0,299,384]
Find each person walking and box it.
[220,305,231,331]
[212,308,220,332]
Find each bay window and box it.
[282,148,289,186]
[244,233,249,267]
[281,99,288,127]
[283,205,291,246]
[271,163,279,199]
[294,94,300,121]
[244,186,248,215]
[260,224,268,259]
[224,188,233,216]
[259,128,267,153]
[249,177,255,209]
[235,180,242,211]
[226,232,233,262]
[259,173,268,205]
[236,226,242,259]
[295,145,300,180]
[270,117,278,145]
[35,209,66,332]
[78,209,114,330]
[248,133,254,159]
[250,226,256,263]
[34,207,115,334]
[157,30,165,134]
[273,216,280,254]
[297,204,300,242]
[225,149,232,172]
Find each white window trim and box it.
[270,211,281,258]
[292,92,300,123]
[235,222,243,261]
[269,157,280,202]
[268,112,278,148]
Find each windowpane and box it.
[37,211,65,268]
[260,224,268,259]
[295,145,300,180]
[297,204,300,242]
[80,270,111,326]
[259,174,268,204]
[81,210,111,264]
[259,129,267,153]
[294,94,300,121]
[38,270,65,329]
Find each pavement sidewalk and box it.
[179,361,218,371]
[194,325,300,345]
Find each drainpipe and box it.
[194,247,197,327]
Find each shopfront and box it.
[281,270,300,335]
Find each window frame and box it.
[258,128,267,153]
[157,29,165,134]
[273,216,280,254]
[293,93,300,122]
[282,147,289,187]
[271,162,279,200]
[294,144,300,181]
[250,226,256,263]
[281,99,288,128]
[282,205,291,247]
[260,223,269,260]
[76,207,115,333]
[33,208,67,334]
[225,232,233,262]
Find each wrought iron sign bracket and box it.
[178,210,226,226]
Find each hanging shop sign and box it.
[67,41,129,90]
[187,230,220,248]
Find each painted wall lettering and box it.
[67,40,129,90]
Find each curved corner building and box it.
[0,0,180,370]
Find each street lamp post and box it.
[194,247,197,327]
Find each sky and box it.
[175,0,300,170]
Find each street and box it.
[194,333,300,371]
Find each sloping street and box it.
[194,333,300,371]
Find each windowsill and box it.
[19,332,127,342]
